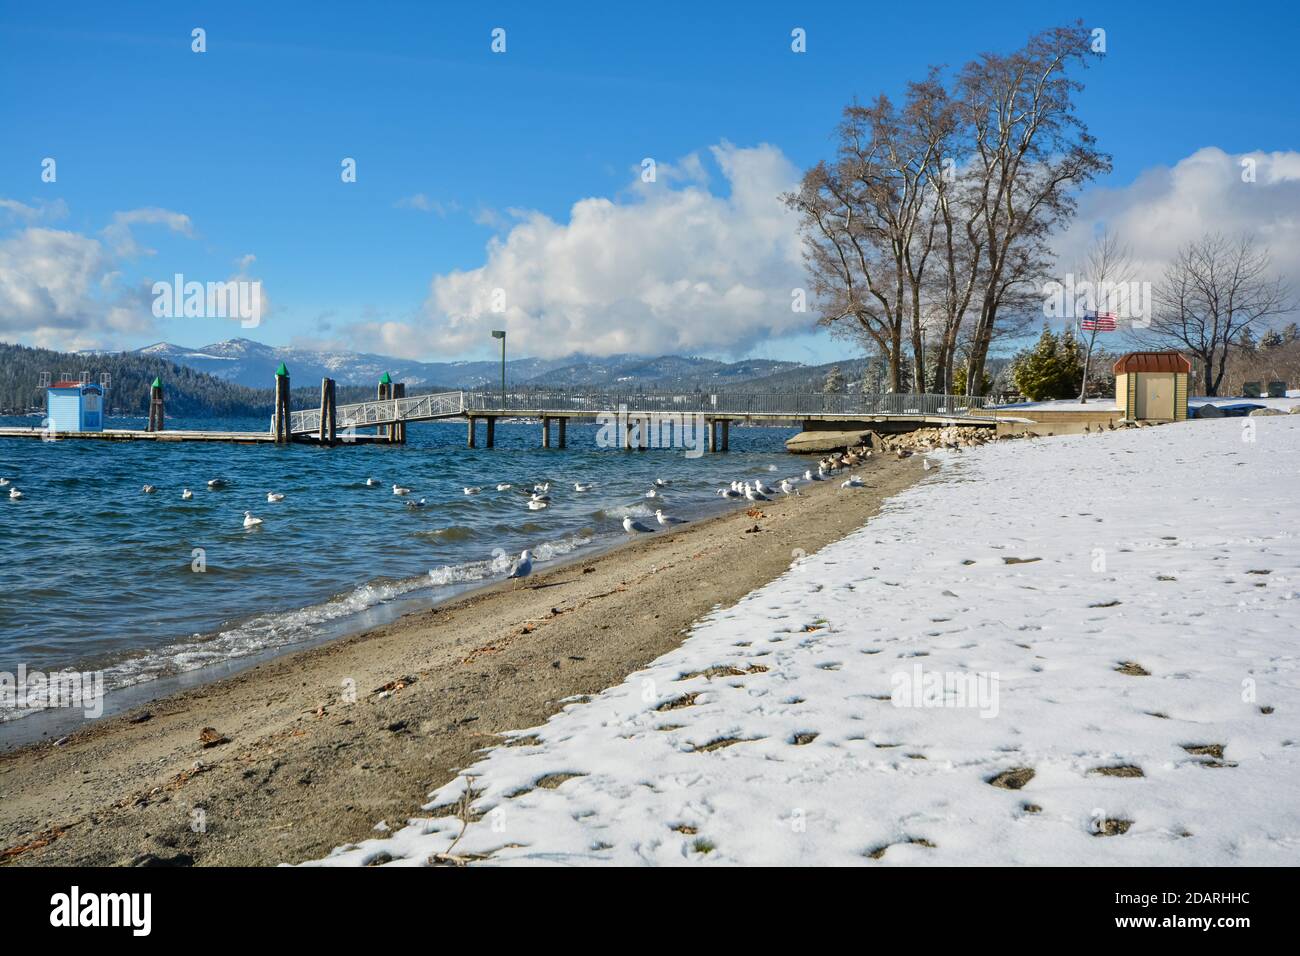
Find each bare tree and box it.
[1069,231,1136,402]
[1145,234,1293,396]
[956,23,1112,397]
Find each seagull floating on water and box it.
[405,497,427,509]
[507,549,533,579]
[496,483,512,491]
[141,484,157,494]
[463,486,481,495]
[267,492,285,502]
[533,482,550,494]
[655,509,687,526]
[644,488,660,498]
[573,482,594,492]
[181,488,193,500]
[207,478,227,489]
[717,486,742,499]
[242,511,263,528]
[654,478,670,487]
[364,477,380,487]
[623,515,654,533]
[527,498,549,510]
[8,488,23,500]
[0,478,11,487]
[393,484,412,496]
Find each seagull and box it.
[644,488,660,499]
[623,515,655,533]
[405,497,427,509]
[527,498,549,510]
[841,475,864,488]
[207,478,227,489]
[805,469,825,482]
[463,486,481,495]
[573,482,594,492]
[923,458,934,471]
[754,479,776,496]
[0,478,10,487]
[654,478,670,487]
[267,492,285,502]
[181,488,193,500]
[8,488,23,500]
[242,511,263,528]
[655,509,687,526]
[496,483,512,491]
[364,477,380,487]
[392,484,412,496]
[744,483,770,502]
[780,478,801,496]
[717,487,742,499]
[507,549,533,579]
[141,484,157,494]
[533,482,550,494]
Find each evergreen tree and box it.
[1012,327,1085,400]
[823,364,845,393]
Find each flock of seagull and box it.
[3,446,936,583]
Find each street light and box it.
[491,330,506,409]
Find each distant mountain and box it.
[130,339,823,391]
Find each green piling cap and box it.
[151,377,162,388]
[275,362,289,377]
[379,371,392,384]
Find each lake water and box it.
[0,415,798,723]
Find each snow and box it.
[994,399,1121,412]
[308,417,1300,866]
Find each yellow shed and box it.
[1114,352,1191,422]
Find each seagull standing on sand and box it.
[393,484,412,496]
[655,509,687,526]
[507,549,533,579]
[623,515,655,533]
[267,492,285,502]
[242,511,264,528]
[744,483,770,502]
[780,478,801,496]
[181,488,193,500]
[841,475,864,488]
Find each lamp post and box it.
[491,330,506,409]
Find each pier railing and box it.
[285,388,992,435]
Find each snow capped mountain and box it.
[132,339,813,390]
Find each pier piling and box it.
[146,377,165,432]
[273,363,291,443]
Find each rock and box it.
[1290,406,1300,415]
[784,429,875,454]
[1249,407,1285,416]
[198,727,229,748]
[1195,404,1224,418]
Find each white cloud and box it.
[101,207,195,257]
[416,142,808,358]
[1054,147,1300,287]
[395,193,459,217]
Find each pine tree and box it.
[823,364,845,393]
[1012,327,1084,401]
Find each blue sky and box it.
[2,0,1298,364]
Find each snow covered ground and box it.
[310,417,1300,866]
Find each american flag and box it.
[1081,312,1117,332]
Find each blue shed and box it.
[47,381,106,432]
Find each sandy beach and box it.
[0,455,921,866]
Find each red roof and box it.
[50,381,102,390]
[1113,352,1192,374]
